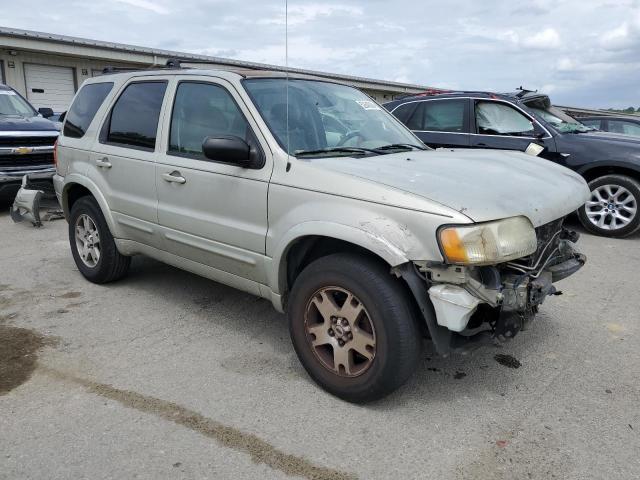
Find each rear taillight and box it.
[53,139,58,168]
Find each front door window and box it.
[475,101,534,136]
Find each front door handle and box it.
[96,157,112,168]
[162,171,186,184]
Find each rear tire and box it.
[578,174,640,238]
[288,253,421,403]
[69,196,130,283]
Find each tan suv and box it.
[54,64,589,402]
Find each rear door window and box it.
[581,118,601,130]
[63,82,113,138]
[407,100,467,132]
[475,101,534,136]
[105,81,167,150]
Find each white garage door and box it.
[24,64,76,112]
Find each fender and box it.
[576,160,640,179]
[268,220,413,295]
[61,173,122,238]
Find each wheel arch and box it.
[270,222,411,301]
[61,175,119,237]
[578,162,640,183]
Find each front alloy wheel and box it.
[288,253,421,403]
[305,286,376,377]
[579,174,640,237]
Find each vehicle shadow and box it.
[113,255,562,407]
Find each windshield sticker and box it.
[356,100,381,111]
[0,90,17,95]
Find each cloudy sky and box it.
[4,0,640,108]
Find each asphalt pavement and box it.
[1,207,638,480]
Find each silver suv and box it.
[54,66,589,402]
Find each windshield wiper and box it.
[375,143,427,151]
[295,147,381,157]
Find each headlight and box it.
[438,216,537,265]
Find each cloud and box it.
[2,0,639,108]
[114,0,170,15]
[521,28,561,49]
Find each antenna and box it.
[285,0,290,165]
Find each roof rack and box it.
[101,58,190,75]
[515,86,537,98]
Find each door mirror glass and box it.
[202,135,252,167]
[38,107,54,118]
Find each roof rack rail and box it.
[101,66,141,74]
[165,58,182,69]
[515,86,537,98]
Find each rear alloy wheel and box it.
[288,253,422,403]
[69,196,131,283]
[579,174,640,238]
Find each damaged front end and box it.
[399,218,585,355]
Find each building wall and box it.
[0,50,139,97]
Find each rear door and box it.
[391,99,470,148]
[470,99,553,152]
[87,77,169,248]
[155,76,272,284]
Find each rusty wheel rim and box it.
[304,286,376,377]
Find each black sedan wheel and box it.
[579,174,640,238]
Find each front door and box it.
[155,77,272,284]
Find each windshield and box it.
[525,97,594,133]
[0,89,37,117]
[243,78,422,156]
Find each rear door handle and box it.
[162,171,186,184]
[96,157,112,168]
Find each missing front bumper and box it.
[10,174,60,227]
[399,230,586,356]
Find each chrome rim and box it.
[304,286,376,377]
[585,184,637,231]
[75,214,101,268]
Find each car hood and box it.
[310,148,590,226]
[0,115,59,132]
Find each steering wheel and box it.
[337,130,366,147]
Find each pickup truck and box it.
[1,82,59,204]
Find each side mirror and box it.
[533,124,546,139]
[202,135,254,167]
[38,107,54,118]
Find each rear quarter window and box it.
[63,82,114,138]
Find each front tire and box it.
[578,174,640,238]
[288,253,421,403]
[69,196,131,283]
